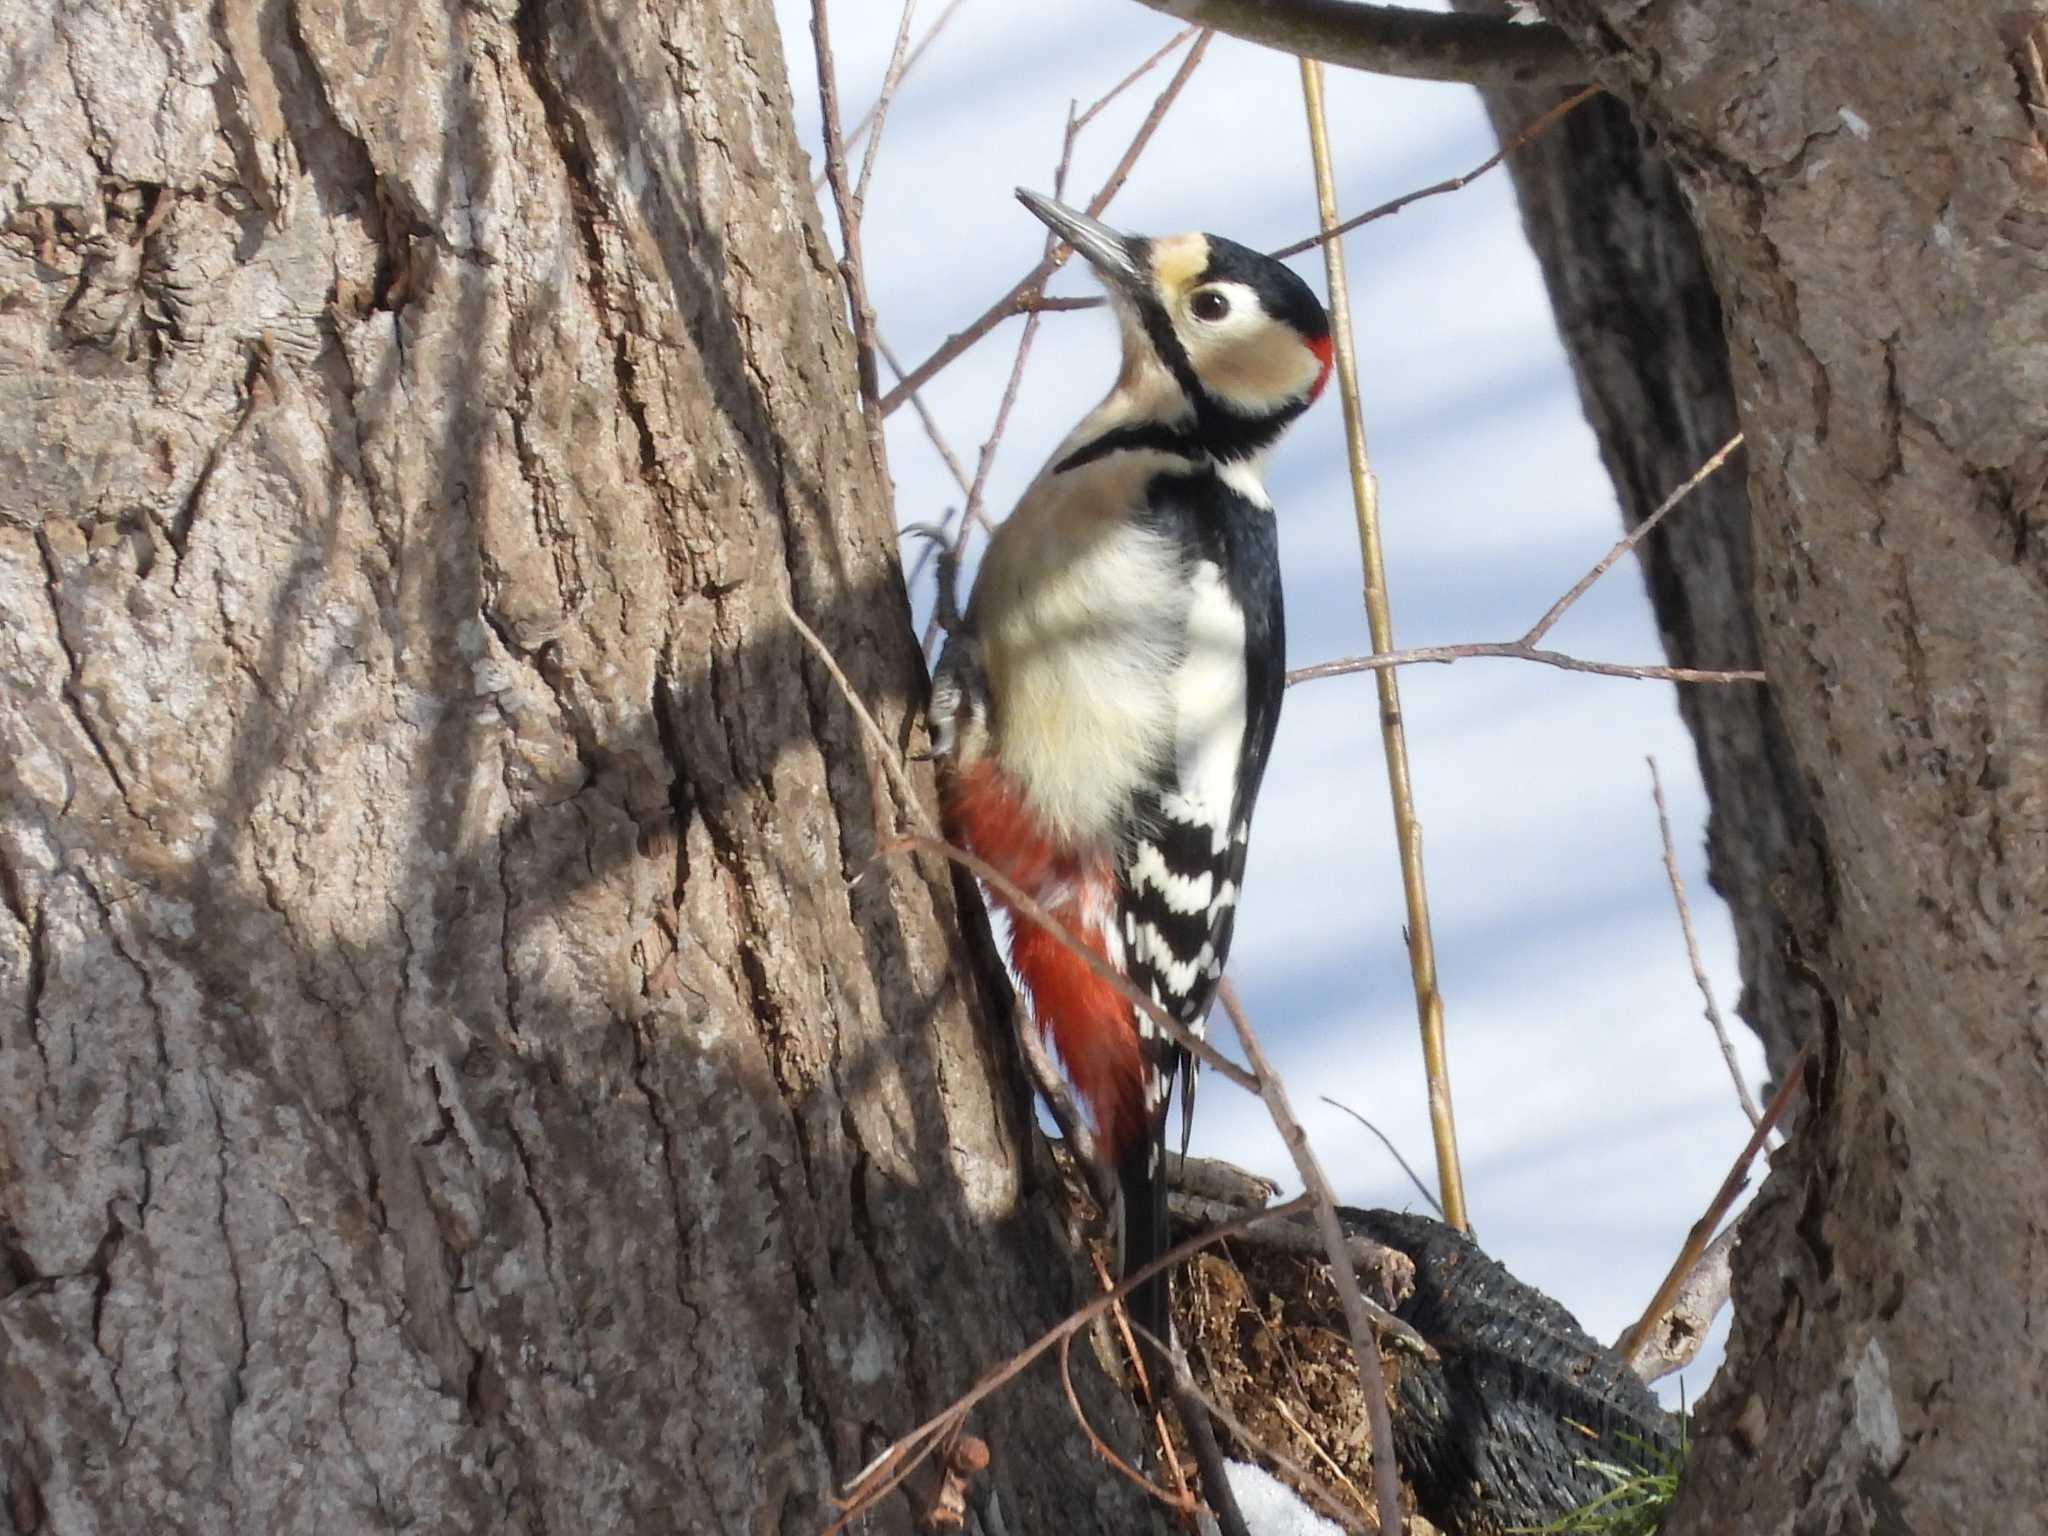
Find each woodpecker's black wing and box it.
[1114,465,1286,1353]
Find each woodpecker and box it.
[931,190,1331,1355]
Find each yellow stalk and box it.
[1297,57,1468,1232]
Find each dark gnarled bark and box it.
[0,1,1157,1530]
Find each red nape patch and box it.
[940,760,1147,1162]
[1305,333,1335,403]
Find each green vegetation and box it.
[1512,1418,1688,1536]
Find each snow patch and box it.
[1225,1461,1345,1536]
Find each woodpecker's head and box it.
[1018,188,1333,461]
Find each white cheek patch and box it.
[1180,282,1321,412]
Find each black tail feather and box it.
[1116,1128,1172,1378]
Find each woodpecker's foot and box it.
[899,517,965,636]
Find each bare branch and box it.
[825,1194,1316,1533]
[1055,1332,1190,1512]
[880,336,975,499]
[1522,433,1745,649]
[810,0,887,464]
[878,30,1213,416]
[852,0,921,213]
[1144,1330,1374,1535]
[1613,1045,1812,1364]
[1128,0,1585,87]
[1625,1214,1741,1384]
[815,0,974,191]
[1077,23,1202,129]
[1268,84,1600,261]
[1288,642,1768,687]
[785,595,1113,1206]
[879,336,974,639]
[890,834,1260,1093]
[783,595,934,837]
[1320,1095,1444,1217]
[1217,979,1403,1536]
[953,101,1081,542]
[1648,755,1763,1127]
[1272,1396,1374,1527]
[1026,81,1599,313]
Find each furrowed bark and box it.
[0,0,1159,1529]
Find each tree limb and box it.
[1127,0,1585,86]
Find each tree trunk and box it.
[1530,2,2048,1528]
[1449,0,1827,1082]
[0,1,1156,1530]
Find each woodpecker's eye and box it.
[1190,289,1231,322]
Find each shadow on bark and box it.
[0,0,1166,1530]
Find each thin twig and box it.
[1272,1396,1373,1520]
[1648,755,1762,1127]
[1075,25,1202,130]
[888,834,1258,1093]
[1159,1351,1375,1536]
[1287,643,1767,688]
[1320,1096,1444,1217]
[814,0,973,191]
[882,335,975,498]
[1522,433,1745,648]
[851,0,924,214]
[810,0,887,466]
[785,595,1112,1193]
[1023,81,1600,318]
[1056,1334,1189,1511]
[1613,1045,1812,1363]
[879,335,973,620]
[1270,84,1600,260]
[1218,979,1403,1536]
[949,100,1080,546]
[791,591,1241,1096]
[1301,55,1468,1239]
[784,596,933,836]
[826,1194,1315,1533]
[878,30,1212,416]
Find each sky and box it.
[773,0,1768,1407]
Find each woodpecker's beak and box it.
[1016,188,1146,295]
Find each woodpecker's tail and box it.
[1117,1124,1173,1379]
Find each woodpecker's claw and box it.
[900,517,965,637]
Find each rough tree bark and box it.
[1450,0,1825,1083]
[0,1,1159,1531]
[1520,3,2048,1531]
[1180,0,2048,1526]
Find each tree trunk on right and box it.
[1523,2,2048,1529]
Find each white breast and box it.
[972,451,1194,847]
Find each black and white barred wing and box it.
[1115,469,1286,1144]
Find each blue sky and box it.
[774,0,1767,1404]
